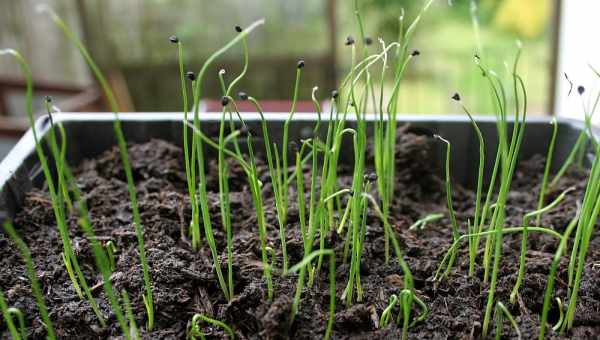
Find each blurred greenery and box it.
[348,0,552,114]
[70,0,554,114]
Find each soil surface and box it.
[1,126,600,339]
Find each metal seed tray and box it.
[0,113,597,220]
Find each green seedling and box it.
[482,45,528,337]
[538,208,579,339]
[563,87,600,332]
[365,194,428,340]
[45,122,131,337]
[372,0,433,265]
[408,213,444,232]
[451,93,486,277]
[0,290,27,340]
[494,301,521,340]
[170,35,201,250]
[121,290,140,340]
[3,222,56,340]
[536,117,558,226]
[246,130,273,300]
[511,187,574,303]
[188,314,235,340]
[379,294,398,328]
[435,226,562,282]
[183,21,264,304]
[105,241,118,272]
[434,134,460,278]
[286,249,336,340]
[1,48,104,325]
[37,6,155,329]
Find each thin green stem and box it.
[3,222,56,340]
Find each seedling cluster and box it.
[1,1,599,339]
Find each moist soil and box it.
[1,126,600,339]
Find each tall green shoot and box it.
[0,290,26,340]
[3,222,56,340]
[37,6,155,329]
[1,48,104,325]
[536,117,558,226]
[286,249,336,340]
[47,120,131,337]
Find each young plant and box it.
[184,20,264,304]
[38,6,155,329]
[121,290,140,340]
[188,314,235,340]
[280,60,305,237]
[494,301,521,340]
[364,194,428,340]
[379,294,399,328]
[290,139,321,320]
[408,213,444,232]
[549,80,600,189]
[215,31,252,300]
[105,240,118,273]
[451,93,486,277]
[373,0,433,264]
[562,87,600,332]
[535,117,559,225]
[246,130,274,300]
[510,187,573,303]
[480,45,528,337]
[434,135,460,278]
[244,91,290,274]
[46,118,132,337]
[285,249,336,340]
[539,208,579,339]
[1,48,105,325]
[2,222,56,340]
[170,35,201,250]
[0,290,26,340]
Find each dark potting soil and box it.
[1,126,600,339]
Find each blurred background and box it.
[0,0,574,158]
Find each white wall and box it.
[555,0,600,124]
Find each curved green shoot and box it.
[0,290,26,340]
[435,226,562,282]
[105,240,118,272]
[552,298,565,332]
[364,193,426,340]
[248,96,289,273]
[2,222,56,340]
[395,289,428,339]
[2,48,105,326]
[408,213,444,231]
[246,132,273,300]
[482,62,528,337]
[217,42,252,298]
[563,125,600,332]
[494,301,521,340]
[536,117,558,226]
[189,314,235,340]
[453,97,485,277]
[281,63,304,228]
[379,294,398,328]
[52,124,131,338]
[510,187,574,303]
[434,135,460,278]
[37,6,155,329]
[286,249,336,340]
[172,36,201,251]
[539,205,577,340]
[121,290,140,340]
